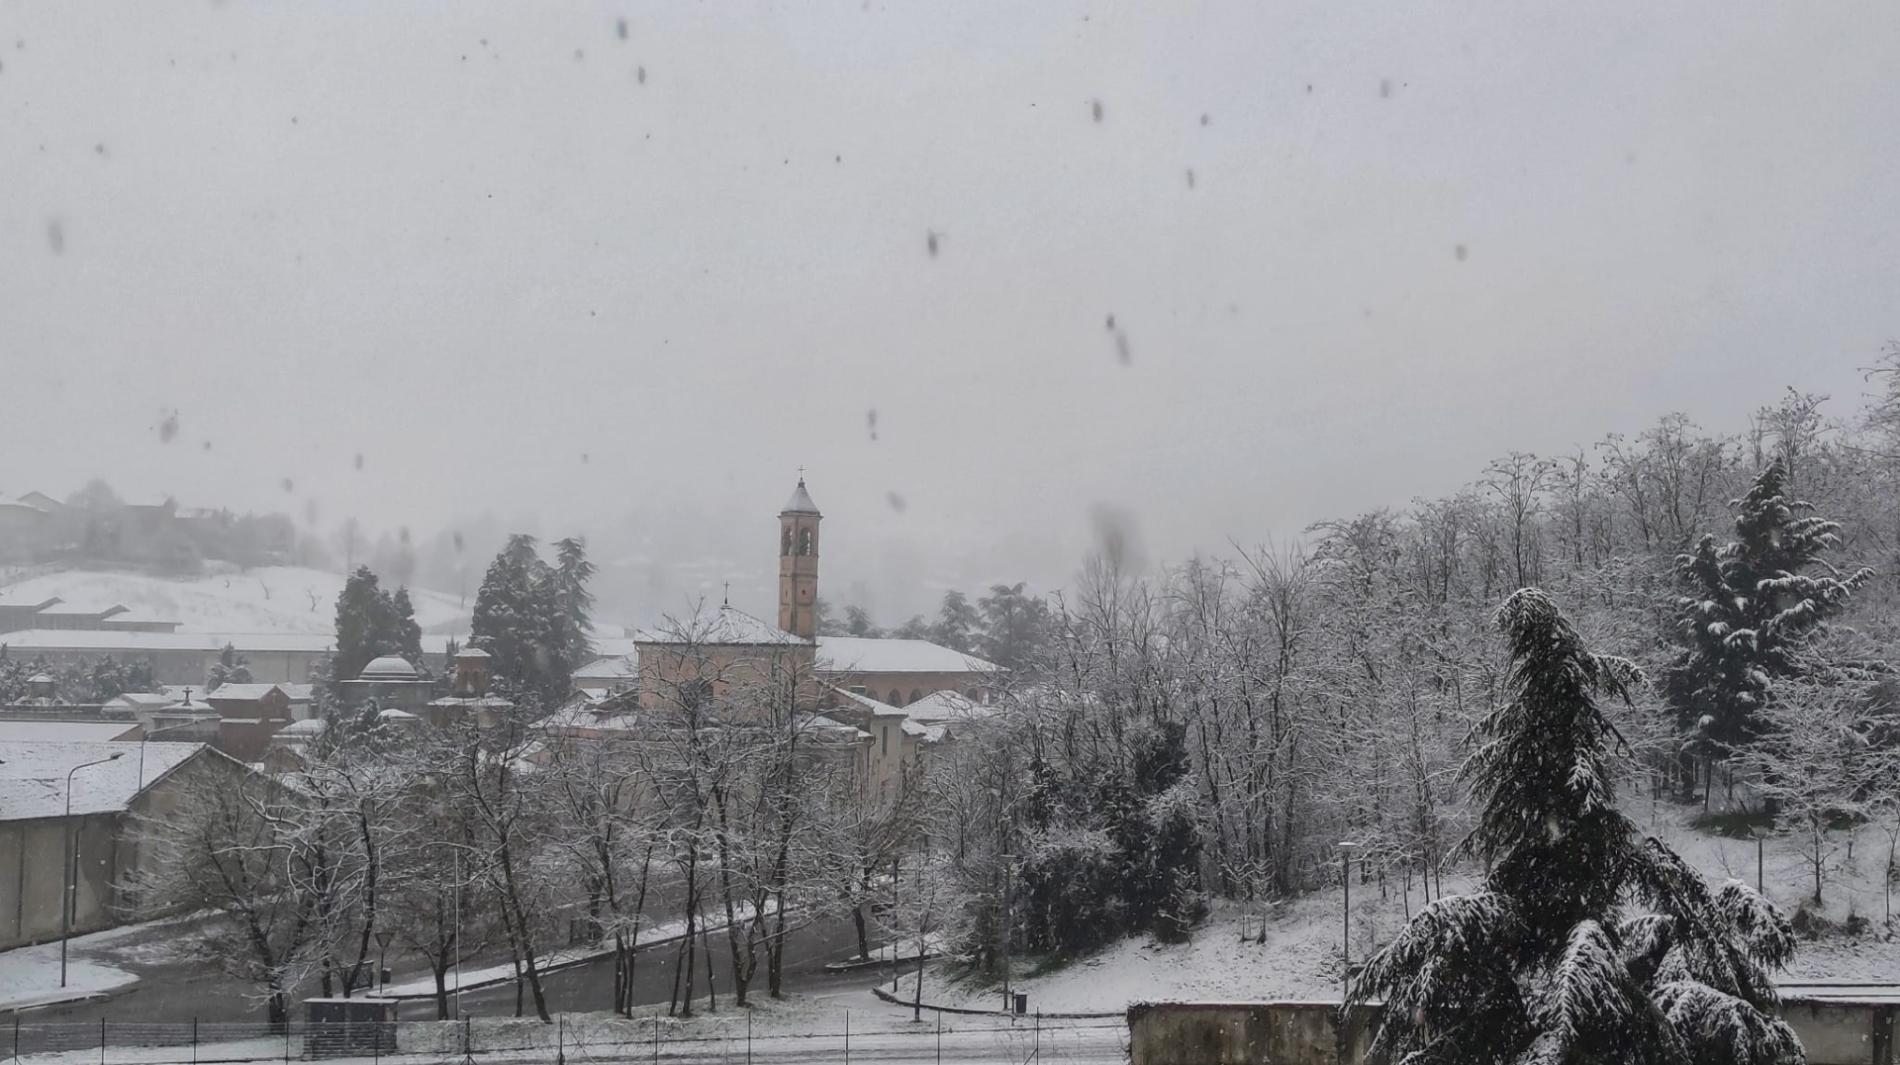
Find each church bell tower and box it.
[778,477,822,639]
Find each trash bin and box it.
[1013,992,1028,1015]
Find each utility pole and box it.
[62,753,124,987]
[1337,840,1361,996]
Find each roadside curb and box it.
[0,981,137,1019]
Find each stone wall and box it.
[1127,999,1895,1065]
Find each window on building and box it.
[908,688,922,704]
[797,528,813,556]
[781,526,792,556]
[881,724,888,756]
[888,689,902,705]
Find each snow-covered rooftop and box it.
[902,689,997,723]
[815,637,1002,676]
[825,686,930,737]
[574,655,637,680]
[36,604,126,617]
[0,721,141,743]
[104,690,188,709]
[636,605,810,647]
[0,741,204,820]
[358,655,418,680]
[781,479,821,515]
[204,683,283,702]
[0,630,338,653]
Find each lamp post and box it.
[375,929,396,995]
[999,852,1016,1014]
[1337,840,1361,995]
[63,752,125,987]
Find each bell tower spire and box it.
[778,476,821,639]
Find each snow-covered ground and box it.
[0,565,471,635]
[0,933,140,1011]
[0,911,225,1011]
[923,797,1900,1015]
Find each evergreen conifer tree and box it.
[1663,459,1872,762]
[1349,588,1803,1065]
[552,536,597,680]
[931,590,980,652]
[390,587,425,673]
[471,534,562,702]
[334,566,393,680]
[206,643,253,691]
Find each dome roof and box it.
[358,655,418,681]
[781,478,820,515]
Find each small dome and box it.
[358,655,418,681]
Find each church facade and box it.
[563,478,1002,805]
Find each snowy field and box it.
[0,566,470,634]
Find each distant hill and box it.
[0,565,473,635]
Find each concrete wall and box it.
[0,813,123,950]
[1127,1000,1894,1065]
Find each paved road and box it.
[28,911,891,1026]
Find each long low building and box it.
[0,740,253,950]
[0,630,464,685]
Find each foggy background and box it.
[2,1,1895,626]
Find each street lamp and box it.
[375,929,396,995]
[63,752,125,987]
[1336,840,1361,996]
[999,852,1016,1015]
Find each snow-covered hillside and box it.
[927,800,1900,1013]
[0,565,472,634]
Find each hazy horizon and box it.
[5,2,1897,623]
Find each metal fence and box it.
[2,1012,1129,1065]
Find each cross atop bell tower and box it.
[778,476,822,639]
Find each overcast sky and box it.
[3,2,1897,620]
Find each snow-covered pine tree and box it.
[1662,458,1872,763]
[1348,588,1802,1065]
[332,566,390,681]
[206,643,252,691]
[470,533,562,703]
[389,586,425,675]
[552,535,596,681]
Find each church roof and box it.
[815,637,1002,676]
[635,604,811,647]
[781,479,820,515]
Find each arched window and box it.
[887,689,902,706]
[797,528,814,556]
[966,688,982,703]
[781,526,792,557]
[908,689,922,705]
